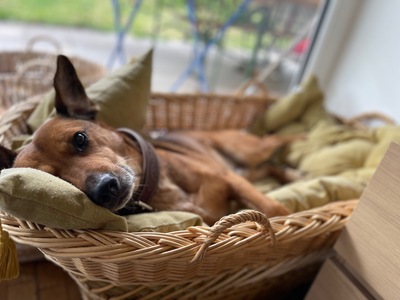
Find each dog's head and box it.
[0,55,142,212]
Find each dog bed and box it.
[0,53,357,298]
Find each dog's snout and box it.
[86,173,133,211]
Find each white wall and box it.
[305,0,400,122]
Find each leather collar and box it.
[116,128,160,215]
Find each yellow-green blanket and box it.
[252,76,399,212]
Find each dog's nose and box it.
[89,173,121,206]
[100,174,119,195]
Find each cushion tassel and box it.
[0,218,19,280]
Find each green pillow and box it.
[0,168,128,231]
[126,211,203,232]
[251,75,336,135]
[0,168,203,232]
[267,175,367,213]
[27,49,153,132]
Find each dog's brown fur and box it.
[0,55,294,224]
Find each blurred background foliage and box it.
[0,0,266,50]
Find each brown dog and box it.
[0,55,293,224]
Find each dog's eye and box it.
[73,132,88,152]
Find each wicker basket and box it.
[144,92,273,132]
[0,37,106,110]
[0,93,357,299]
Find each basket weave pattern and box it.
[1,202,356,299]
[0,93,357,299]
[145,93,273,131]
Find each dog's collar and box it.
[116,128,160,215]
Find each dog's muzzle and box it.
[86,172,134,212]
[84,128,159,215]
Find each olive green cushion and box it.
[0,168,202,232]
[364,126,400,168]
[298,139,374,177]
[286,122,374,167]
[267,174,370,213]
[251,75,336,135]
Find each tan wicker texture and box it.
[1,202,356,299]
[144,93,273,132]
[0,93,357,299]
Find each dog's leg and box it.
[150,176,231,225]
[213,132,298,167]
[186,130,299,168]
[239,164,303,183]
[226,171,290,217]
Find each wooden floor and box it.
[0,260,82,300]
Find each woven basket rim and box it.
[0,199,357,286]
[0,200,357,259]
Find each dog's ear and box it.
[0,145,17,169]
[54,55,98,120]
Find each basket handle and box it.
[336,112,396,129]
[26,35,62,53]
[191,210,276,263]
[235,77,269,98]
[14,35,63,83]
[15,58,56,82]
[347,112,395,126]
